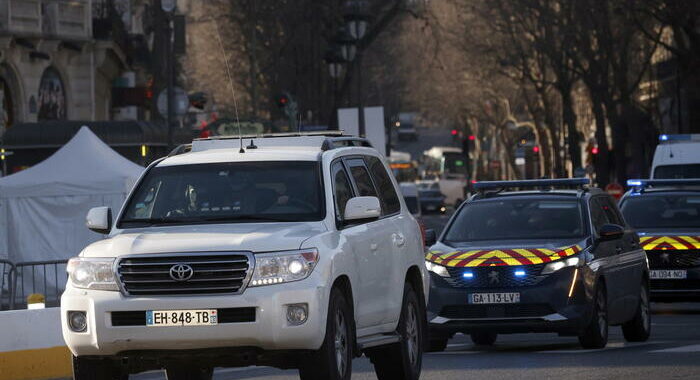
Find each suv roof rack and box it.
[627,179,700,190]
[474,178,590,193]
[190,131,372,153]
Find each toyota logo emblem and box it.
[169,264,194,281]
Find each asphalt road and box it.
[129,213,700,380]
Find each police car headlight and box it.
[425,261,450,277]
[67,257,119,291]
[249,249,319,287]
[541,257,580,275]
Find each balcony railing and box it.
[0,0,91,41]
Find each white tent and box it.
[0,126,144,262]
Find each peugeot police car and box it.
[620,179,700,301]
[424,179,650,351]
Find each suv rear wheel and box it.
[72,356,126,380]
[622,282,651,342]
[368,283,423,380]
[579,283,608,349]
[299,288,353,380]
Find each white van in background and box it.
[651,134,700,178]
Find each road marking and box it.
[650,344,700,353]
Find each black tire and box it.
[427,337,449,352]
[368,283,423,380]
[299,288,353,380]
[72,356,126,380]
[622,282,651,342]
[579,282,609,349]
[470,332,497,346]
[164,365,213,380]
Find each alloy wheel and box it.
[334,308,348,377]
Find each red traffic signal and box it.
[468,135,476,141]
[532,146,540,153]
[591,147,599,155]
[451,129,458,136]
[276,94,290,108]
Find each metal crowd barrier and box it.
[11,260,68,310]
[0,259,15,310]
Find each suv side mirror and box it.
[598,223,624,241]
[425,229,437,247]
[344,196,381,222]
[86,207,112,234]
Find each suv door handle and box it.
[392,233,405,248]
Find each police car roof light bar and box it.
[474,178,590,191]
[626,179,700,188]
[658,134,700,143]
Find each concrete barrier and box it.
[0,308,71,380]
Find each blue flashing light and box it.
[463,272,474,279]
[627,180,643,187]
[659,134,669,141]
[514,270,526,277]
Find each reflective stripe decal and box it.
[640,236,700,250]
[426,245,582,267]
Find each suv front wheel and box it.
[299,288,354,380]
[368,282,423,380]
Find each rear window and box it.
[444,198,585,242]
[621,194,700,229]
[654,164,700,179]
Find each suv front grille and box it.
[445,264,545,288]
[439,304,554,319]
[117,253,252,296]
[646,250,700,268]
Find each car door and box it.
[589,196,626,324]
[365,155,407,324]
[601,196,646,319]
[341,158,393,329]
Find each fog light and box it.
[68,311,87,332]
[286,304,308,325]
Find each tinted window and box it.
[589,198,610,231]
[347,160,378,197]
[621,194,700,229]
[120,161,323,227]
[332,163,354,219]
[444,198,584,242]
[601,197,624,225]
[366,156,401,215]
[654,164,700,179]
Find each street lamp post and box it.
[325,44,346,130]
[343,1,371,137]
[161,0,175,150]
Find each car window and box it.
[601,197,624,226]
[346,159,379,198]
[589,197,611,232]
[332,162,354,220]
[621,194,700,229]
[366,156,401,215]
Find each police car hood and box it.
[427,239,587,267]
[635,230,700,250]
[80,222,327,258]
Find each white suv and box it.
[61,132,429,380]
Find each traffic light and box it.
[276,93,290,108]
[533,146,540,153]
[451,129,458,136]
[469,135,476,141]
[591,147,599,155]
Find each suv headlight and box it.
[425,260,450,277]
[249,249,319,287]
[542,256,580,275]
[67,257,119,291]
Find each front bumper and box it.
[61,278,328,357]
[427,267,590,336]
[650,266,700,301]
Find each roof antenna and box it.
[214,19,244,153]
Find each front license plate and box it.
[650,270,687,280]
[146,309,218,327]
[470,292,520,304]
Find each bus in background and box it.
[422,146,468,206]
[651,134,700,178]
[389,151,419,182]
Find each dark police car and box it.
[620,179,700,301]
[424,179,650,351]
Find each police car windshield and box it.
[119,161,324,227]
[444,198,584,242]
[621,194,700,229]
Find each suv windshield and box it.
[119,161,324,227]
[621,194,700,229]
[654,164,700,179]
[444,197,584,242]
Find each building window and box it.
[0,77,14,130]
[38,67,67,121]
